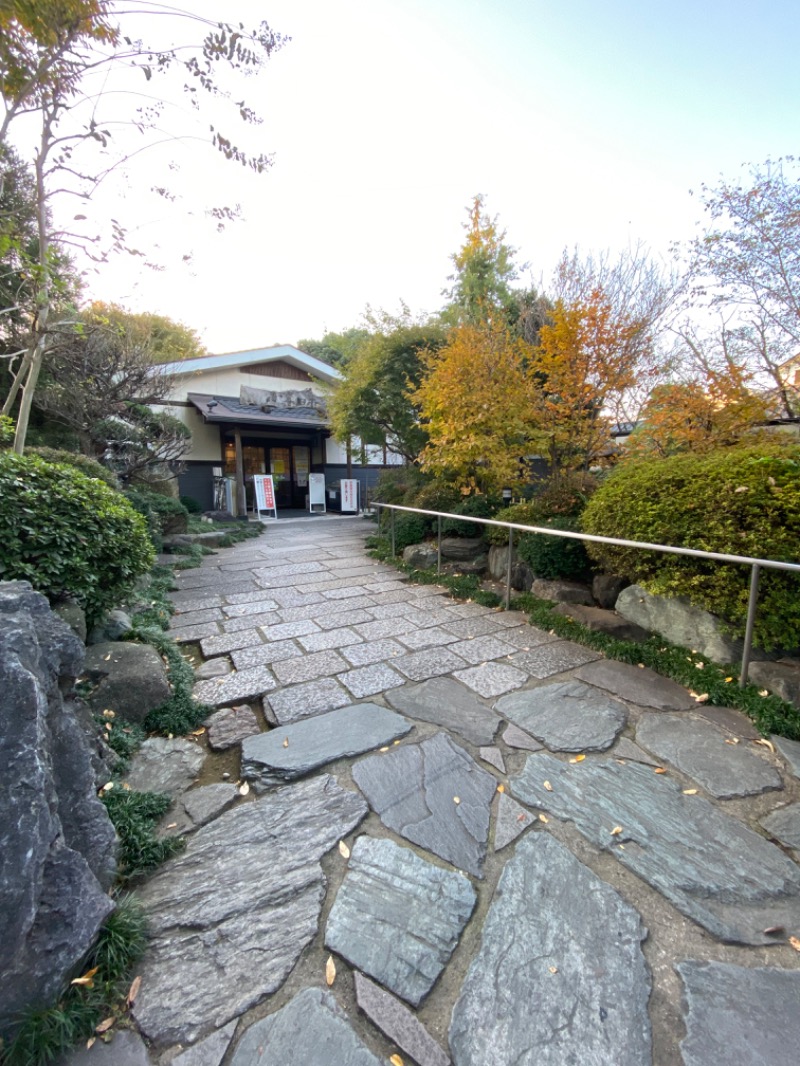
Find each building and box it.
[156,345,402,514]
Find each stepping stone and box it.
[573,659,695,710]
[454,662,528,698]
[169,1020,236,1065]
[133,774,368,1047]
[355,973,451,1066]
[193,667,276,709]
[449,832,651,1066]
[493,791,534,851]
[772,734,800,778]
[159,784,238,838]
[479,746,505,772]
[761,803,800,850]
[502,723,543,751]
[387,677,501,745]
[124,737,205,797]
[325,836,476,1007]
[194,657,232,681]
[496,681,627,752]
[58,1029,152,1066]
[678,961,800,1066]
[266,677,350,724]
[508,640,600,679]
[611,737,659,766]
[511,754,800,944]
[695,703,759,740]
[241,704,413,790]
[636,713,782,799]
[228,988,382,1066]
[352,732,498,877]
[205,705,260,751]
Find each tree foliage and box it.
[443,194,520,326]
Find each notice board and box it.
[253,474,278,520]
[340,478,359,512]
[308,473,326,513]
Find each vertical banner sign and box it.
[308,473,326,513]
[253,474,278,520]
[340,478,359,512]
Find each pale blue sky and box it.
[88,0,800,350]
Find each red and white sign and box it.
[340,479,359,512]
[253,474,277,518]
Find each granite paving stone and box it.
[442,603,493,618]
[574,658,696,710]
[221,612,285,634]
[205,705,261,751]
[124,738,205,797]
[228,988,383,1066]
[194,657,232,680]
[387,677,501,745]
[636,713,783,798]
[133,775,368,1047]
[171,622,222,644]
[323,585,373,600]
[170,594,225,612]
[677,961,800,1066]
[340,663,407,698]
[493,791,534,851]
[449,832,651,1066]
[502,723,544,751]
[325,836,476,1006]
[342,638,406,666]
[495,680,627,752]
[313,607,376,630]
[395,626,460,650]
[508,640,601,679]
[488,610,529,628]
[760,803,800,850]
[192,667,277,708]
[442,616,506,639]
[772,734,800,778]
[352,732,498,877]
[453,662,528,698]
[498,625,559,649]
[199,629,264,658]
[224,590,287,607]
[512,753,800,943]
[393,647,468,681]
[271,649,348,685]
[354,617,418,642]
[447,634,518,665]
[354,973,451,1066]
[221,600,280,618]
[242,703,412,789]
[258,618,321,641]
[230,640,301,670]
[266,677,351,724]
[168,608,224,628]
[478,746,506,772]
[296,627,363,652]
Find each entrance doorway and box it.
[224,438,313,510]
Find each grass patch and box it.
[102,789,184,879]
[99,718,146,775]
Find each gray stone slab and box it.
[694,703,760,740]
[498,625,558,649]
[222,612,283,634]
[171,622,222,644]
[574,659,695,710]
[454,662,528,698]
[447,634,517,665]
[611,736,659,766]
[355,973,451,1066]
[59,1029,152,1066]
[222,600,280,617]
[442,616,506,639]
[508,640,601,678]
[493,791,534,851]
[205,705,260,751]
[199,629,264,658]
[242,703,412,789]
[266,677,351,724]
[297,627,363,652]
[228,988,382,1066]
[496,681,627,752]
[511,753,800,944]
[160,784,239,838]
[325,836,476,1006]
[761,803,800,850]
[169,607,224,628]
[258,618,320,641]
[124,738,205,796]
[393,647,468,681]
[636,713,783,798]
[502,722,544,751]
[133,775,368,1047]
[193,667,276,708]
[229,640,301,669]
[340,662,406,698]
[386,677,501,745]
[271,649,348,685]
[194,657,232,681]
[449,831,651,1066]
[352,733,497,877]
[315,607,375,630]
[396,625,461,650]
[168,1021,236,1066]
[773,734,800,778]
[479,746,505,772]
[678,961,800,1066]
[342,638,406,666]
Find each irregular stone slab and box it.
[83,640,171,724]
[502,723,544,751]
[194,657,232,681]
[479,746,505,772]
[761,803,800,850]
[611,736,659,766]
[229,988,382,1066]
[325,836,475,1006]
[531,578,594,605]
[695,703,760,740]
[496,681,627,752]
[355,973,451,1066]
[553,602,650,641]
[387,677,500,745]
[454,662,528,698]
[574,659,695,710]
[750,660,800,707]
[242,703,413,789]
[59,1029,152,1066]
[616,583,744,664]
[772,734,800,778]
[168,1021,236,1065]
[636,713,782,798]
[508,640,601,679]
[193,666,276,708]
[352,733,497,877]
[159,784,238,838]
[678,961,800,1066]
[493,791,534,851]
[511,754,800,944]
[133,775,368,1047]
[266,677,350,724]
[449,832,651,1066]
[205,705,260,751]
[124,737,205,797]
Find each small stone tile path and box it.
[92,516,800,1066]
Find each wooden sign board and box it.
[253,474,278,520]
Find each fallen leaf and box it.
[682,789,698,795]
[755,738,775,753]
[95,1017,115,1034]
[548,966,558,974]
[759,689,769,697]
[393,739,401,744]
[101,781,114,792]
[86,1037,96,1050]
[654,767,666,774]
[610,826,623,836]
[390,1055,404,1066]
[637,663,645,668]
[191,728,206,736]
[325,955,336,986]
[694,693,709,703]
[165,822,177,829]
[282,737,289,748]
[763,925,785,936]
[568,754,586,763]
[496,784,505,793]
[127,975,141,1006]
[380,746,389,753]
[725,737,741,745]
[102,709,115,719]
[789,936,800,953]
[238,782,250,796]
[724,677,734,683]
[338,840,350,859]
[696,662,704,669]
[453,796,461,804]
[538,813,549,824]
[543,780,553,792]
[71,966,99,987]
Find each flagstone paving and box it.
[89,517,800,1066]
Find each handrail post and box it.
[391,509,396,558]
[740,563,761,687]
[437,515,442,576]
[505,529,514,609]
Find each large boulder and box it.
[440,536,486,562]
[0,581,117,1034]
[487,545,533,590]
[83,641,171,724]
[402,543,438,570]
[531,578,593,606]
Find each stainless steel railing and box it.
[372,501,800,687]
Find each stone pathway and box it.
[86,517,800,1065]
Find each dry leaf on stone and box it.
[538,813,549,824]
[191,728,206,736]
[390,1055,404,1066]
[71,967,99,987]
[759,689,769,697]
[238,782,250,796]
[654,767,666,774]
[86,1038,96,1050]
[127,975,141,1007]
[763,926,785,936]
[497,784,505,793]
[325,955,336,986]
[282,737,289,748]
[543,780,553,791]
[789,936,800,953]
[95,1018,115,1034]
[380,746,389,752]
[682,789,698,795]
[548,966,558,974]
[610,826,623,836]
[453,796,461,804]
[755,738,775,754]
[569,754,586,763]
[338,840,350,859]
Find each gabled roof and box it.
[158,344,342,385]
[187,393,330,428]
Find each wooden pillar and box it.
[234,428,246,517]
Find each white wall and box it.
[165,367,327,402]
[167,405,222,461]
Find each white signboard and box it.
[308,472,326,513]
[340,478,359,513]
[253,474,278,520]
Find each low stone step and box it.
[553,602,650,642]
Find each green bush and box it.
[0,414,14,446]
[581,444,800,650]
[516,516,591,581]
[408,479,462,516]
[441,494,498,538]
[26,447,120,489]
[125,487,188,536]
[390,513,429,551]
[0,453,154,624]
[180,494,203,513]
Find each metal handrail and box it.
[373,501,800,687]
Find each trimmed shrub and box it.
[581,444,800,650]
[180,494,203,513]
[390,513,429,551]
[516,516,591,581]
[0,452,154,624]
[441,494,498,538]
[408,478,462,517]
[26,447,120,489]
